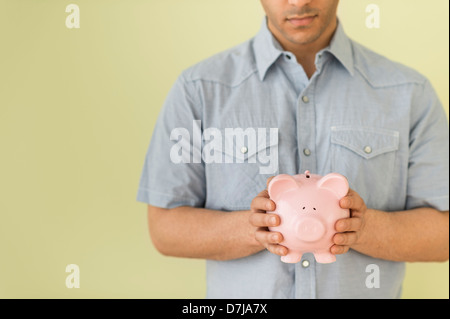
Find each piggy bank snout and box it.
[296,218,326,242]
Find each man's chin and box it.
[283,32,321,46]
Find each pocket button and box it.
[364,146,373,154]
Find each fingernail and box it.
[271,234,279,242]
[266,202,273,210]
[270,216,277,225]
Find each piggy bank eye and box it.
[302,207,306,210]
[313,208,316,211]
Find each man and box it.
[137,0,449,298]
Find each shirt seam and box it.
[184,68,260,89]
[353,64,427,89]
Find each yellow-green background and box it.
[0,0,448,299]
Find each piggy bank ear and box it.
[317,173,349,199]
[268,174,299,201]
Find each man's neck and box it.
[268,18,338,79]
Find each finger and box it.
[340,189,366,211]
[249,212,280,228]
[250,191,275,214]
[335,217,363,232]
[255,229,284,245]
[333,231,358,246]
[330,244,350,255]
[254,228,288,256]
[266,244,289,256]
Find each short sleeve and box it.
[406,79,449,211]
[136,72,206,209]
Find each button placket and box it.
[297,88,317,175]
[294,79,318,299]
[295,254,317,299]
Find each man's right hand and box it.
[249,177,288,257]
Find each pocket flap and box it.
[331,126,399,159]
[215,128,279,160]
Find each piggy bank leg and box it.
[281,252,302,264]
[314,251,336,264]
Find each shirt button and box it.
[302,260,310,268]
[303,148,312,157]
[240,146,248,154]
[302,96,310,103]
[364,146,373,154]
[285,54,292,60]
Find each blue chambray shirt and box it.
[137,19,449,299]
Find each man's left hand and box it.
[331,189,368,255]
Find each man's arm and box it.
[147,205,264,261]
[336,196,449,262]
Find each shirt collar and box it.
[253,17,354,81]
[253,18,284,81]
[325,20,355,76]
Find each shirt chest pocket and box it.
[330,126,400,207]
[204,128,279,211]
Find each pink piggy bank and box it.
[268,171,349,264]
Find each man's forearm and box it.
[352,208,449,262]
[147,206,263,261]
